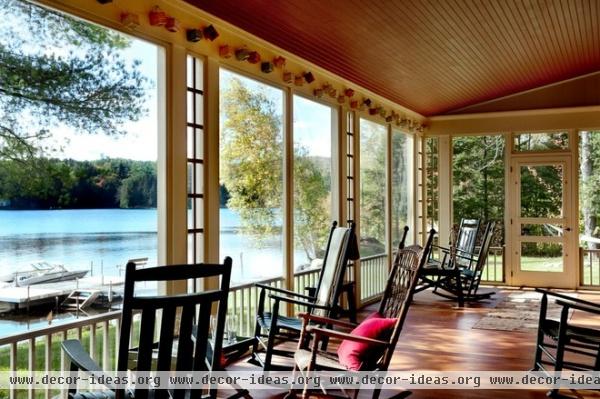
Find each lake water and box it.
[0,208,306,285]
[0,208,308,334]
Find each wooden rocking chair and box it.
[251,221,359,370]
[285,229,435,399]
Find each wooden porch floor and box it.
[226,287,600,399]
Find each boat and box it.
[1,262,88,286]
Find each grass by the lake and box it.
[519,256,563,272]
[0,318,139,399]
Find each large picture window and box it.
[579,130,600,285]
[359,119,387,256]
[452,135,505,281]
[219,69,284,284]
[0,0,163,330]
[292,96,336,271]
[391,129,413,247]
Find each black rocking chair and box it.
[416,220,495,307]
[533,288,600,398]
[62,258,232,399]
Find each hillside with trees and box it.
[0,158,156,209]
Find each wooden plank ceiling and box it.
[185,0,600,116]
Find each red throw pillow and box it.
[337,315,397,370]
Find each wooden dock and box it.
[0,276,124,308]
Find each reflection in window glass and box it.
[514,132,569,151]
[293,96,335,271]
[521,242,563,272]
[359,119,387,256]
[520,164,563,218]
[219,69,284,284]
[391,130,413,247]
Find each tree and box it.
[391,131,409,246]
[0,0,148,162]
[220,78,283,243]
[294,151,329,261]
[579,130,600,249]
[220,77,330,259]
[119,163,157,208]
[359,121,387,254]
[452,135,505,245]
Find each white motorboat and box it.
[1,262,88,286]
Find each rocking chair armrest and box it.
[268,294,328,310]
[305,326,388,347]
[555,299,600,315]
[254,283,314,300]
[435,245,474,258]
[62,340,116,390]
[297,312,358,329]
[62,339,103,373]
[535,288,600,309]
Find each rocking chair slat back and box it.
[464,221,495,296]
[114,259,231,399]
[313,223,356,316]
[455,218,480,260]
[378,229,436,369]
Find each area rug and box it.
[472,291,576,332]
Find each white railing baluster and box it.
[28,338,34,399]
[61,331,67,374]
[10,342,16,399]
[114,319,120,371]
[45,334,51,399]
[89,323,96,361]
[102,320,109,370]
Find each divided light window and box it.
[346,112,356,225]
[187,55,204,265]
[425,137,439,233]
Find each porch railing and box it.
[0,246,507,398]
[480,246,505,283]
[0,310,122,399]
[226,267,322,337]
[359,254,388,303]
[580,248,600,288]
